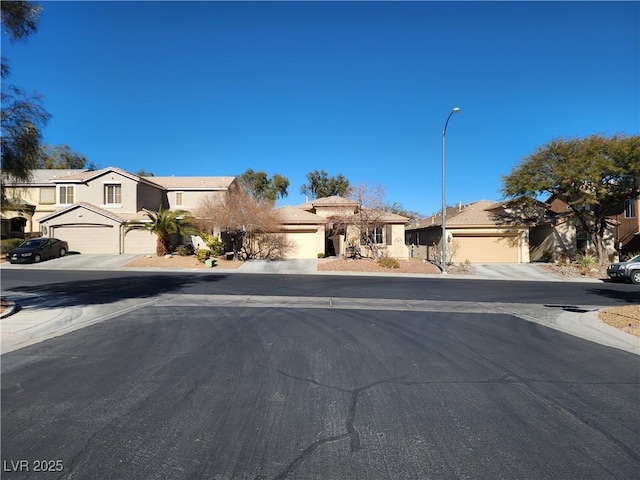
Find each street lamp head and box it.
[452,107,460,113]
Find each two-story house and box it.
[1,169,86,239]
[3,167,237,254]
[613,198,639,256]
[529,193,630,261]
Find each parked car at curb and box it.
[607,255,640,284]
[5,238,69,264]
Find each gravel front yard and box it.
[318,257,450,275]
[598,306,640,337]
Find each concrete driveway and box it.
[237,258,318,274]
[0,253,139,271]
[471,263,595,281]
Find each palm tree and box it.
[125,206,196,256]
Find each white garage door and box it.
[453,235,520,263]
[124,229,155,254]
[284,231,318,259]
[52,225,118,254]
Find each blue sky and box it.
[3,1,638,215]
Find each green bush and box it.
[377,256,400,269]
[317,252,325,259]
[203,234,225,256]
[195,248,210,263]
[174,244,194,256]
[1,238,25,254]
[575,252,598,274]
[541,249,554,263]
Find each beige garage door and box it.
[124,229,156,254]
[453,235,519,263]
[284,231,318,259]
[52,225,118,254]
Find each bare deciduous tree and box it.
[328,183,399,259]
[195,189,291,260]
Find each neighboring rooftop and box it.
[148,176,236,189]
[408,200,508,229]
[276,205,324,224]
[7,169,88,185]
[9,167,236,191]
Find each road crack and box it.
[271,371,408,479]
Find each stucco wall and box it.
[168,190,227,211]
[137,181,166,211]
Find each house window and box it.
[361,226,383,245]
[576,227,589,252]
[39,187,55,204]
[624,199,636,218]
[176,192,183,206]
[385,225,393,246]
[104,184,122,205]
[58,186,74,205]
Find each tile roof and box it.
[276,206,325,224]
[368,210,410,223]
[407,200,515,229]
[50,167,135,182]
[297,195,359,210]
[446,200,498,225]
[39,202,125,223]
[147,176,236,189]
[36,167,235,190]
[7,169,87,185]
[311,195,359,206]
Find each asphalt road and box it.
[1,269,639,305]
[1,271,639,479]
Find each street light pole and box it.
[441,106,460,275]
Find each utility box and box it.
[205,259,214,268]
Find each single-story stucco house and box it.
[405,200,531,264]
[275,196,409,259]
[407,197,622,264]
[278,195,409,258]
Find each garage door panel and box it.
[284,232,317,259]
[52,226,118,254]
[453,235,519,263]
[124,229,155,254]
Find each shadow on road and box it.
[543,304,595,313]
[6,273,226,309]
[586,287,640,304]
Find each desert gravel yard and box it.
[598,305,640,336]
[317,257,468,275]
